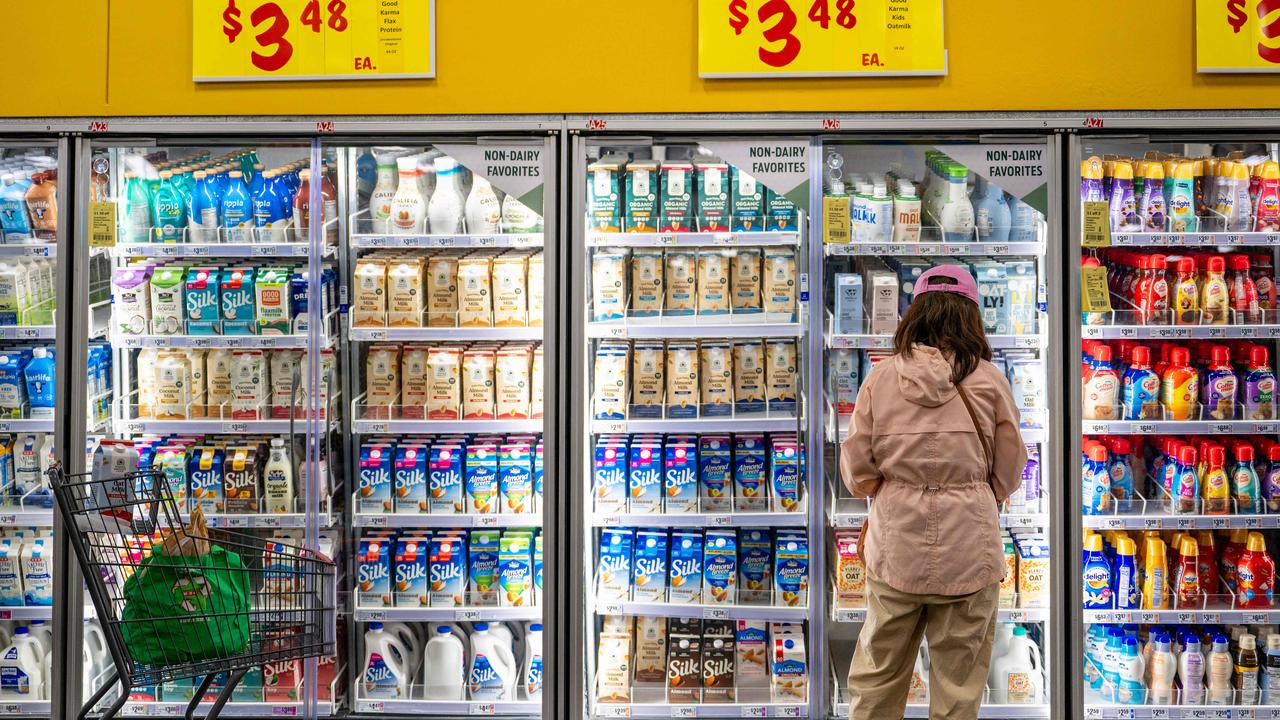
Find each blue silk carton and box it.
[468,530,501,605]
[358,443,394,513]
[593,436,629,513]
[773,533,809,608]
[185,268,222,335]
[627,439,663,514]
[699,435,733,513]
[631,529,669,602]
[499,441,533,514]
[220,267,256,335]
[667,531,703,604]
[393,444,429,514]
[428,442,464,514]
[733,435,768,512]
[702,529,738,604]
[429,532,467,607]
[187,446,225,514]
[597,528,634,601]
[738,528,774,604]
[465,443,499,515]
[769,436,803,512]
[357,535,392,608]
[393,535,430,607]
[663,440,698,513]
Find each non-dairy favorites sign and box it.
[699,139,810,205]
[434,143,545,213]
[699,0,945,78]
[193,0,435,82]
[1197,0,1280,73]
[943,145,1049,215]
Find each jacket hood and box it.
[893,344,957,408]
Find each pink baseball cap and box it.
[913,265,980,305]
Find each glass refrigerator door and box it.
[819,137,1057,718]
[1074,136,1280,718]
[0,139,64,718]
[339,137,554,717]
[574,135,815,719]
[75,139,340,716]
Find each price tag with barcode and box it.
[1150,708,1169,719]
[476,515,499,527]
[470,703,496,715]
[252,245,278,257]
[741,708,768,719]
[224,422,249,433]
[708,515,731,526]
[272,707,299,717]
[703,607,728,620]
[456,609,482,621]
[670,707,697,718]
[600,603,624,615]
[597,706,631,718]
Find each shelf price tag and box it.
[475,515,499,527]
[455,609,482,621]
[469,704,496,715]
[271,708,299,717]
[670,707,697,718]
[1082,201,1112,247]
[703,607,729,620]
[1149,710,1169,719]
[597,707,631,718]
[740,708,768,719]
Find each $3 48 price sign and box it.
[221,0,348,72]
[727,0,856,67]
[1224,0,1280,63]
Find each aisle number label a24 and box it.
[699,0,945,78]
[193,0,435,82]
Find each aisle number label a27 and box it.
[699,0,945,78]
[193,0,435,82]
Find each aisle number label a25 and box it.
[193,0,435,82]
[699,0,945,78]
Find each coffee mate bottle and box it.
[465,177,502,234]
[370,156,398,229]
[390,157,426,235]
[428,157,464,234]
[264,437,294,514]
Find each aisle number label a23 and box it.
[699,0,945,78]
[193,0,435,82]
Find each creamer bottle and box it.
[1083,345,1120,420]
[1161,347,1198,421]
[939,164,975,242]
[1238,532,1276,609]
[1201,256,1229,325]
[264,437,294,514]
[1114,536,1140,609]
[1169,161,1198,233]
[892,180,921,242]
[1233,161,1254,231]
[1082,444,1111,515]
[1234,444,1263,514]
[1264,634,1280,704]
[390,157,426,235]
[1173,445,1200,514]
[1204,446,1230,516]
[1081,156,1104,202]
[370,156,398,229]
[1109,161,1141,232]
[1255,161,1280,231]
[1150,633,1177,705]
[1203,345,1237,419]
[1181,636,1207,705]
[1175,536,1203,608]
[465,177,501,234]
[1122,345,1161,421]
[1141,162,1167,232]
[1142,536,1169,609]
[1229,253,1262,323]
[1245,346,1277,421]
[1208,635,1233,705]
[1238,633,1263,704]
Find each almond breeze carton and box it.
[358,443,393,513]
[631,529,669,602]
[466,443,499,515]
[393,444,429,514]
[597,528,633,601]
[699,435,732,513]
[468,530,501,605]
[429,533,467,607]
[534,533,544,605]
[667,531,703,604]
[769,436,803,512]
[594,436,629,513]
[663,440,698,513]
[357,536,392,608]
[738,529,773,604]
[499,442,533,514]
[393,535,430,607]
[428,442,464,514]
[734,435,768,512]
[627,439,663,514]
[774,533,809,608]
[702,529,737,605]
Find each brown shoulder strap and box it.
[956,381,995,483]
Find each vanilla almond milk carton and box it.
[492,255,528,327]
[458,255,494,327]
[353,258,387,327]
[526,252,544,327]
[230,350,267,420]
[427,255,459,327]
[762,250,797,319]
[364,344,401,419]
[426,346,463,419]
[387,257,426,328]
[664,250,696,316]
[400,345,430,419]
[462,348,497,420]
[531,346,544,419]
[496,346,532,420]
[665,341,699,419]
[697,249,732,316]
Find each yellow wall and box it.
[4,0,1278,117]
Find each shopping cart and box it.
[47,461,337,720]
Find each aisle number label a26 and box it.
[193,0,435,82]
[699,0,945,78]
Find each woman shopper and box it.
[840,265,1028,720]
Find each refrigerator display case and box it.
[73,137,342,716]
[571,134,817,719]
[817,136,1060,719]
[338,135,557,717]
[1072,134,1280,718]
[0,137,67,719]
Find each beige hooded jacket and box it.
[840,344,1029,596]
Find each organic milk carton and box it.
[426,346,462,420]
[766,187,799,231]
[666,341,699,419]
[734,435,768,512]
[185,268,222,335]
[387,257,425,327]
[113,266,153,334]
[732,340,766,415]
[594,436,629,513]
[774,533,809,607]
[762,250,797,319]
[703,530,738,604]
[738,529,773,605]
[631,529,669,602]
[731,166,766,231]
[660,161,695,232]
[622,160,660,233]
[765,340,798,413]
[769,437,802,512]
[593,341,629,420]
[466,443,499,515]
[357,536,392,607]
[698,249,732,316]
[468,530,501,605]
[353,258,387,327]
[188,446,225,514]
[695,160,730,231]
[498,533,534,606]
[731,248,763,314]
[458,256,493,327]
[393,535,430,607]
[588,155,625,233]
[220,268,256,335]
[393,444,429,513]
[223,445,260,513]
[597,528,633,601]
[426,255,458,327]
[255,266,292,335]
[664,440,698,513]
[664,250,696,316]
[149,265,186,335]
[492,255,528,327]
[667,531,703,604]
[358,443,393,513]
[496,347,532,420]
[628,341,663,419]
[429,533,467,607]
[428,442,464,514]
[626,249,663,318]
[699,435,733,512]
[591,249,629,322]
[21,537,51,606]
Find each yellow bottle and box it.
[1143,536,1169,610]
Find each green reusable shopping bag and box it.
[121,544,251,666]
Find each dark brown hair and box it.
[893,286,991,384]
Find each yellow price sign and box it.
[1197,0,1280,73]
[193,0,435,82]
[699,0,945,78]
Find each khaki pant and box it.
[847,572,999,720]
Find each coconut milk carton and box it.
[185,268,222,335]
[149,265,186,335]
[220,268,256,335]
[113,266,153,334]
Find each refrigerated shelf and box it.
[109,242,328,258]
[594,704,806,718]
[0,606,54,620]
[1082,324,1280,340]
[1082,420,1280,434]
[350,232,543,249]
[114,419,310,435]
[1109,230,1280,247]
[586,230,801,248]
[1084,608,1280,623]
[590,414,801,435]
[352,510,543,529]
[353,700,539,716]
[348,326,544,342]
[0,244,55,257]
[119,701,334,717]
[586,319,803,340]
[825,241,1045,257]
[591,512,806,528]
[830,605,1047,624]
[353,607,541,622]
[352,418,543,434]
[0,419,54,432]
[0,508,53,527]
[0,326,54,340]
[1083,514,1280,530]
[0,701,51,716]
[1082,706,1280,719]
[830,701,1050,719]
[110,334,319,349]
[826,333,1044,350]
[594,600,808,622]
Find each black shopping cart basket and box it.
[48,461,337,720]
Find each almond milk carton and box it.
[426,346,462,419]
[496,346,532,420]
[427,255,459,327]
[526,252,544,327]
[400,345,430,419]
[353,258,387,327]
[462,349,497,419]
[664,250,696,316]
[531,346,544,419]
[492,255,528,327]
[698,249,732,316]
[387,257,425,327]
[458,256,493,327]
[364,344,401,419]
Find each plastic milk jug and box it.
[0,626,43,700]
[469,622,517,701]
[362,623,408,699]
[424,625,466,700]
